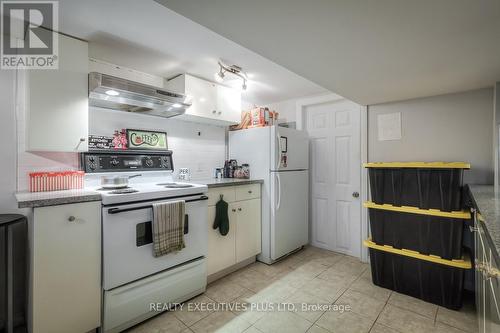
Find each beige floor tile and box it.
[368,323,400,333]
[336,289,386,320]
[205,278,251,303]
[277,253,308,269]
[250,279,298,304]
[433,322,472,333]
[287,289,330,322]
[388,292,438,319]
[319,257,368,281]
[254,311,313,333]
[243,327,263,333]
[294,261,330,277]
[182,329,195,333]
[360,268,373,280]
[126,311,187,333]
[377,304,436,333]
[308,254,344,267]
[348,277,392,302]
[299,277,347,303]
[173,295,216,327]
[273,270,316,289]
[316,309,374,333]
[248,261,292,278]
[306,324,331,333]
[190,310,252,333]
[229,267,277,293]
[436,303,478,333]
[230,291,267,325]
[316,267,359,288]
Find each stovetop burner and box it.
[110,188,139,194]
[96,186,132,191]
[157,182,194,188]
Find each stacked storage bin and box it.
[364,162,472,310]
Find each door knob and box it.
[352,192,360,198]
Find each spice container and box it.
[242,164,250,179]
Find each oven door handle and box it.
[107,195,208,214]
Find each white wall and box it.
[89,108,226,180]
[368,88,494,184]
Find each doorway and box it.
[298,96,365,259]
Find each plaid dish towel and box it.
[152,200,186,257]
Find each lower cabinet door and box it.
[207,204,236,275]
[32,202,101,333]
[235,199,262,262]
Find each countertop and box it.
[468,185,500,258]
[192,178,264,188]
[15,178,264,208]
[16,189,102,208]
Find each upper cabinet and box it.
[20,33,89,152]
[167,74,241,125]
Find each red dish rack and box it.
[29,171,84,192]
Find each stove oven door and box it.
[102,194,208,290]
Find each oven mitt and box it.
[213,197,230,236]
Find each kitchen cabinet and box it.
[207,184,261,277]
[473,210,500,333]
[31,201,101,333]
[207,204,237,275]
[166,74,241,125]
[235,198,262,262]
[20,33,89,152]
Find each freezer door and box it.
[271,126,309,171]
[271,170,308,260]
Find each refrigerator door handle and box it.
[276,172,281,210]
[275,130,281,170]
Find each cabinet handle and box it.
[238,208,242,211]
[248,190,252,194]
[232,209,236,212]
[68,216,76,222]
[218,111,222,115]
[212,110,217,114]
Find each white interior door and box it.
[305,99,361,258]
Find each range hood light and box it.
[105,89,120,96]
[88,72,191,118]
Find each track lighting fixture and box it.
[215,61,248,90]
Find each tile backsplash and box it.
[89,107,226,180]
[17,102,226,190]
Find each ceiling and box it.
[157,0,500,105]
[57,0,326,105]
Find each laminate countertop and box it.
[15,179,263,208]
[16,189,102,208]
[468,185,500,258]
[192,178,264,188]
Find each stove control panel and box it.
[81,151,173,173]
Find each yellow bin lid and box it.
[363,162,470,169]
[364,239,472,269]
[364,201,471,219]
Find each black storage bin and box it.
[365,239,471,310]
[365,162,469,212]
[366,202,470,260]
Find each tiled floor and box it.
[126,246,478,333]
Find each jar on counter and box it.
[241,164,250,179]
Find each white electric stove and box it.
[82,150,208,333]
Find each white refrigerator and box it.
[229,125,309,264]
